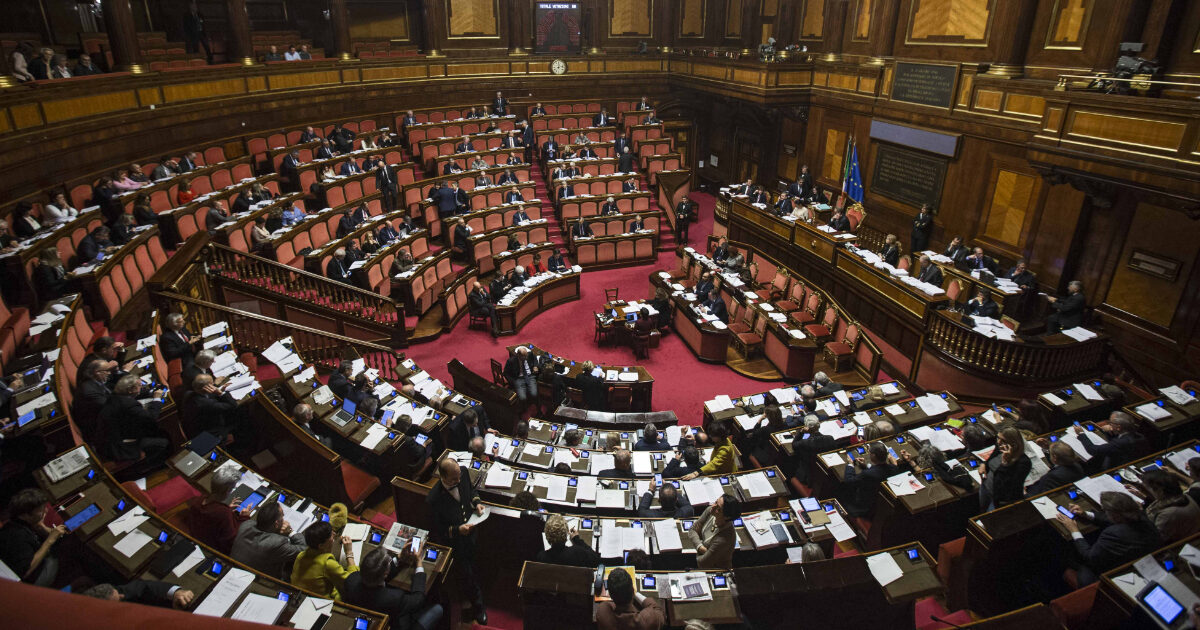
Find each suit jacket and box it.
[600,203,619,216]
[614,138,631,154]
[596,467,636,480]
[1081,431,1147,471]
[498,173,519,185]
[426,469,481,555]
[433,187,457,216]
[629,220,644,231]
[917,263,943,287]
[178,156,197,172]
[750,192,769,205]
[456,142,475,153]
[1024,463,1086,497]
[881,244,900,267]
[675,202,693,221]
[116,580,177,606]
[99,393,162,460]
[576,372,607,410]
[73,378,112,432]
[230,521,306,579]
[377,225,399,243]
[578,147,597,158]
[492,98,508,115]
[841,462,899,517]
[447,415,491,452]
[981,452,1032,508]
[184,391,239,434]
[704,297,728,324]
[159,328,194,363]
[33,263,68,302]
[339,161,361,176]
[489,277,509,301]
[943,244,968,262]
[536,538,601,568]
[205,207,230,232]
[375,166,395,190]
[687,504,735,569]
[829,215,851,232]
[964,255,997,274]
[152,164,174,180]
[548,254,567,272]
[1073,515,1162,575]
[637,491,694,518]
[633,437,670,451]
[299,130,320,142]
[327,371,352,400]
[504,355,538,382]
[911,213,933,243]
[453,224,472,252]
[511,211,530,225]
[1008,268,1036,290]
[1052,292,1086,330]
[573,222,593,238]
[468,289,492,315]
[613,152,634,172]
[326,257,352,283]
[282,154,303,175]
[966,298,1000,320]
[791,433,836,485]
[694,279,714,302]
[661,458,702,479]
[343,568,429,630]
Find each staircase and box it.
[528,166,570,257]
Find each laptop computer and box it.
[331,398,357,426]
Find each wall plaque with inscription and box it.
[870,143,948,209]
[891,62,957,108]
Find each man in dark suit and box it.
[339,159,361,177]
[375,163,397,212]
[577,363,608,411]
[600,196,620,216]
[326,249,353,284]
[500,131,520,149]
[400,110,418,131]
[336,211,356,238]
[916,254,943,287]
[344,547,443,630]
[592,108,611,127]
[448,407,494,452]
[634,423,671,451]
[548,249,568,272]
[943,236,968,263]
[637,479,694,518]
[813,372,843,396]
[790,418,836,486]
[427,460,488,624]
[377,222,400,245]
[1076,412,1147,471]
[880,235,901,267]
[455,136,475,154]
[662,447,703,478]
[326,361,354,400]
[541,138,560,161]
[675,196,694,243]
[828,209,851,232]
[178,151,199,173]
[558,183,575,199]
[578,145,597,159]
[617,146,635,173]
[182,374,245,443]
[488,274,509,302]
[597,449,636,479]
[1007,259,1036,291]
[452,182,470,213]
[279,151,302,190]
[492,91,509,115]
[159,312,197,365]
[1025,442,1086,497]
[962,247,997,274]
[299,126,320,142]
[628,215,644,232]
[537,515,601,568]
[99,374,168,464]
[315,141,335,160]
[773,193,794,217]
[965,288,1000,319]
[468,282,499,336]
[330,124,355,153]
[73,360,113,439]
[511,206,531,225]
[694,272,715,303]
[620,178,638,193]
[530,103,546,116]
[206,202,232,232]
[1057,491,1162,585]
[442,160,463,175]
[231,189,254,214]
[1047,280,1086,333]
[614,131,631,156]
[82,579,194,608]
[504,186,524,204]
[498,169,519,185]
[702,294,728,324]
[433,183,457,219]
[572,219,593,238]
[504,347,540,405]
[841,443,901,517]
[911,205,934,252]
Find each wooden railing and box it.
[924,310,1109,384]
[149,290,401,372]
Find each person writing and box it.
[537,514,601,568]
[291,520,359,599]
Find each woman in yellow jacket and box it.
[291,520,359,600]
[682,421,739,479]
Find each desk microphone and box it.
[929,615,966,630]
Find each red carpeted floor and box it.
[401,191,788,426]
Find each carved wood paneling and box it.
[854,0,874,41]
[907,0,993,44]
[823,127,848,182]
[679,0,706,37]
[1044,0,1091,50]
[347,1,411,41]
[447,0,498,38]
[1106,202,1196,328]
[982,169,1036,246]
[610,0,653,36]
[1068,111,1188,152]
[725,0,743,37]
[797,0,825,40]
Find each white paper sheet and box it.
[1074,383,1104,401]
[194,567,255,617]
[575,476,598,502]
[342,522,370,541]
[1162,386,1197,406]
[596,488,626,509]
[1075,474,1142,506]
[1041,392,1067,406]
[884,404,906,416]
[653,519,683,552]
[171,545,207,577]
[114,529,154,558]
[739,471,775,498]
[1135,403,1172,421]
[289,597,334,630]
[231,592,287,625]
[484,465,515,488]
[820,452,845,467]
[546,476,569,502]
[866,553,905,587]
[1030,497,1062,520]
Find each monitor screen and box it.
[341,398,357,415]
[1142,584,1185,624]
[240,491,266,513]
[534,2,581,54]
[64,503,101,531]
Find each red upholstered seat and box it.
[340,460,381,511]
[1050,582,1099,630]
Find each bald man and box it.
[427,459,488,624]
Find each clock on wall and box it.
[550,59,567,75]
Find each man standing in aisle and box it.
[675,195,695,244]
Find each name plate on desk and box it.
[870,143,947,210]
[891,62,958,109]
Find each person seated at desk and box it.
[548,249,569,272]
[1007,259,1036,292]
[791,416,836,485]
[542,139,561,161]
[186,465,249,553]
[292,403,334,449]
[961,246,997,274]
[841,442,902,517]
[344,547,444,630]
[598,449,636,479]
[82,579,194,609]
[0,488,65,586]
[506,152,524,166]
[108,214,136,246]
[315,140,336,160]
[501,130,520,149]
[1024,441,1086,497]
[1056,491,1162,586]
[1120,468,1200,543]
[638,477,694,518]
[560,145,578,160]
[489,273,510,302]
[622,178,639,193]
[339,159,362,177]
[557,182,576,199]
[1074,411,1147,471]
[634,423,670,451]
[511,204,532,225]
[662,446,703,479]
[1046,280,1087,334]
[965,288,1000,319]
[828,208,851,232]
[504,346,539,405]
[939,235,966,262]
[578,145,597,159]
[326,248,354,284]
[76,225,117,264]
[507,233,525,253]
[721,246,744,272]
[448,407,496,452]
[979,427,1031,511]
[812,372,843,396]
[687,495,740,570]
[442,159,464,175]
[280,202,306,227]
[577,360,608,410]
[498,169,519,185]
[537,515,602,568]
[292,520,359,600]
[915,254,943,287]
[32,247,69,303]
[455,136,475,154]
[100,374,168,465]
[683,422,737,479]
[597,566,665,630]
[452,217,473,259]
[693,270,715,303]
[881,234,901,267]
[700,293,728,324]
[749,187,769,206]
[476,172,494,188]
[230,500,307,580]
[773,193,793,217]
[711,237,730,262]
[600,196,620,216]
[573,218,594,238]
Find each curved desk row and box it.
[494,271,582,336]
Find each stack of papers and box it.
[599,526,649,557]
[1061,327,1098,341]
[866,553,904,587]
[194,568,256,617]
[1134,403,1172,421]
[908,426,964,452]
[886,472,924,496]
[1162,386,1197,406]
[915,394,951,416]
[484,465,515,488]
[705,395,734,413]
[739,471,775,498]
[1076,474,1142,505]
[652,519,683,552]
[681,477,725,506]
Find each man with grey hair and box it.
[1046,280,1086,333]
[1073,411,1148,470]
[183,373,243,444]
[186,464,249,552]
[598,449,635,479]
[292,403,332,448]
[503,346,539,405]
[99,373,168,463]
[813,371,843,396]
[327,247,352,283]
[73,359,114,438]
[182,348,227,393]
[916,253,943,287]
[160,311,198,365]
[231,499,306,579]
[343,547,444,629]
[468,436,487,460]
[791,415,834,486]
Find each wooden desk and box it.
[493,271,581,335]
[510,343,654,412]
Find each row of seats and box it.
[471,224,551,276]
[575,234,656,267]
[91,231,170,322]
[403,118,518,150]
[558,192,651,221]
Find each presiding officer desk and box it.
[35,445,393,629]
[490,269,582,336]
[511,343,655,412]
[648,269,731,363]
[518,540,943,629]
[958,439,1200,615]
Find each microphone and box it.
[929,615,966,630]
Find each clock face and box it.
[550,59,567,75]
